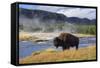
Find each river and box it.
[19,37,96,59]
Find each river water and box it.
[19,37,96,59]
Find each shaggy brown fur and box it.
[53,33,79,50]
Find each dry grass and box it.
[19,45,96,64]
[19,32,38,41]
[19,32,51,42]
[19,32,95,41]
[74,34,95,38]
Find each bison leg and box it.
[66,45,70,50]
[62,47,66,51]
[76,41,79,50]
[62,45,67,51]
[62,45,70,51]
[76,45,78,50]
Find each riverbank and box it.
[19,45,96,64]
[19,32,95,42]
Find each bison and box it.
[53,33,79,51]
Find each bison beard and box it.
[53,33,79,51]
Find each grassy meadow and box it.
[19,45,96,64]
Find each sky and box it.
[19,4,96,20]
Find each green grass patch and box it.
[75,25,96,35]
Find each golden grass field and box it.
[19,32,39,41]
[19,45,96,64]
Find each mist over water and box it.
[19,16,77,33]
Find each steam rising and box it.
[19,16,76,33]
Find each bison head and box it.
[53,37,63,48]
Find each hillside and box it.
[19,8,96,25]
